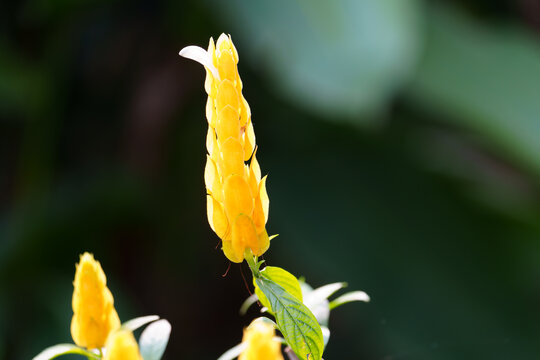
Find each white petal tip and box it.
[179,45,220,81]
[356,291,370,302]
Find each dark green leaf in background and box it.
[408,4,540,176]
[210,0,422,120]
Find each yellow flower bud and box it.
[180,34,273,263]
[239,321,284,360]
[103,329,142,360]
[71,252,120,349]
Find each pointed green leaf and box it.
[33,344,99,360]
[139,319,171,360]
[254,281,272,313]
[254,266,303,313]
[255,277,323,360]
[261,266,303,302]
[268,234,279,241]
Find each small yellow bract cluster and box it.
[180,34,271,263]
[239,321,284,360]
[71,253,143,358]
[71,252,120,349]
[104,329,143,360]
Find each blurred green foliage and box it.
[410,5,540,177]
[1,0,540,359]
[211,0,422,120]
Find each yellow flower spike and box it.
[206,97,217,127]
[253,194,266,234]
[223,175,254,220]
[239,320,284,360]
[232,214,258,257]
[250,151,261,182]
[71,252,120,349]
[204,156,221,198]
[103,329,142,360]
[247,171,259,202]
[219,138,245,177]
[256,229,270,256]
[243,122,256,161]
[206,127,217,158]
[259,176,270,223]
[217,105,241,141]
[240,97,251,127]
[216,80,240,112]
[207,195,230,240]
[180,34,271,263]
[222,239,244,263]
[217,50,237,81]
[216,33,234,53]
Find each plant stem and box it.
[244,249,260,278]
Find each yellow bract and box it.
[239,321,284,360]
[103,329,142,360]
[71,252,120,349]
[180,34,272,263]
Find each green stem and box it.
[244,249,260,278]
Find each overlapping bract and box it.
[239,321,284,360]
[103,330,143,360]
[71,252,120,349]
[180,34,271,263]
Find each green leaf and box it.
[408,4,540,177]
[139,319,171,360]
[210,0,422,120]
[122,315,159,332]
[255,277,324,360]
[254,266,303,314]
[32,344,99,360]
[254,281,272,313]
[328,291,370,310]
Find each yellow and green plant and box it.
[33,33,368,360]
[180,34,369,360]
[33,253,171,360]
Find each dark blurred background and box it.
[2,0,540,359]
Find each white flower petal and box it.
[179,45,220,81]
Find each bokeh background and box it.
[2,0,540,359]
